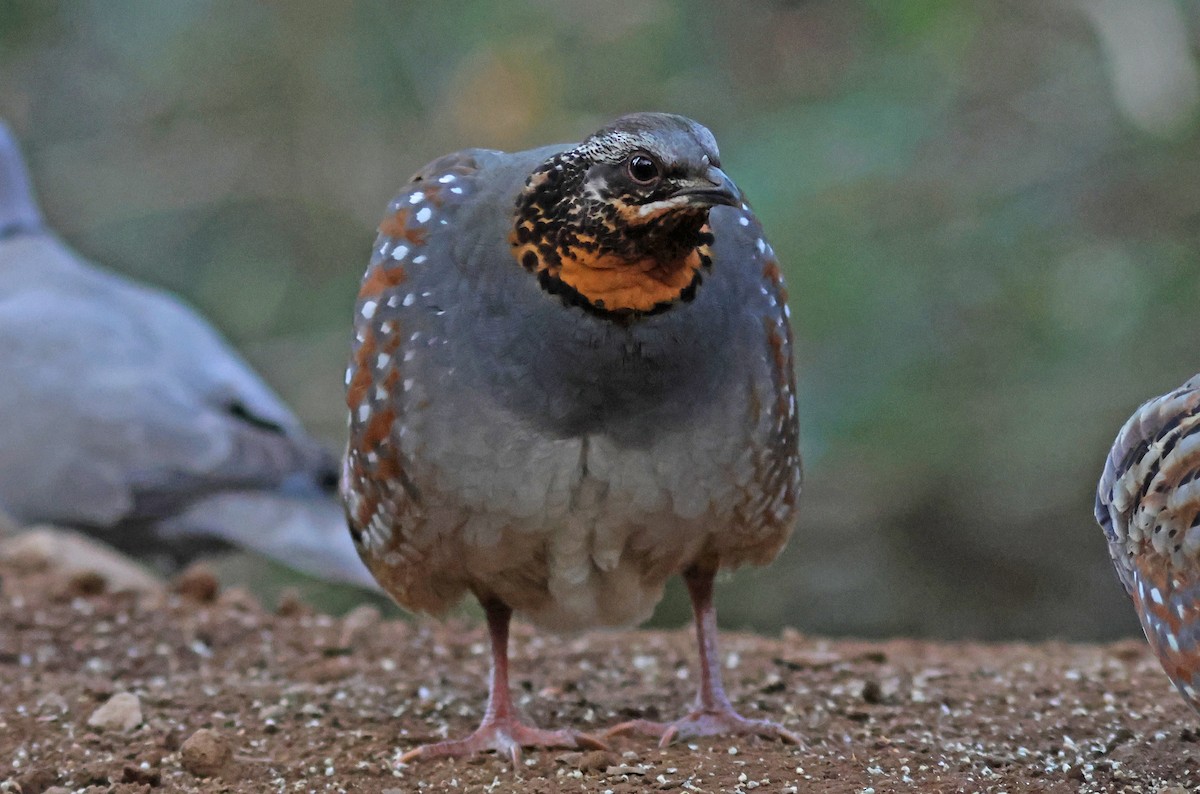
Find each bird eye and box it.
[625,153,660,185]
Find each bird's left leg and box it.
[400,597,606,766]
[608,562,801,747]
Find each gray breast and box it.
[434,159,760,444]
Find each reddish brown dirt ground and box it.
[2,558,1200,794]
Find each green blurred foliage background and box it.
[3,0,1199,641]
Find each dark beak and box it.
[671,165,741,208]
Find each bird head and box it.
[511,113,740,319]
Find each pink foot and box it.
[400,717,607,766]
[608,706,802,748]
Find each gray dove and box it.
[0,122,374,588]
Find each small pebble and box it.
[577,750,619,772]
[172,563,219,602]
[180,728,232,777]
[87,692,142,732]
[276,587,311,617]
[65,569,107,597]
[338,604,382,648]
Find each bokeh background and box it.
[3,0,1199,641]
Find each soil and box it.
[2,555,1199,793]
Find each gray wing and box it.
[0,120,372,587]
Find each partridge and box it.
[1096,373,1200,709]
[342,112,802,763]
[0,121,374,588]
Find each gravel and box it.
[0,551,1198,792]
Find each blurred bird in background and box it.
[0,121,374,589]
[1096,373,1200,712]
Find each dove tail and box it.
[0,122,44,239]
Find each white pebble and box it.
[87,693,142,733]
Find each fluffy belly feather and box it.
[360,421,776,632]
[351,358,796,632]
[445,433,740,631]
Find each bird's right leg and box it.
[400,597,606,766]
[607,564,801,747]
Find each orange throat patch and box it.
[511,226,713,314]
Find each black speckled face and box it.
[510,113,740,318]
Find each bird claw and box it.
[399,717,607,766]
[607,708,802,748]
